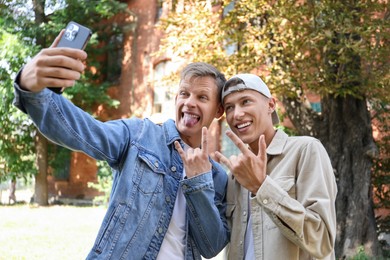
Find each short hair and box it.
[222,77,243,95]
[180,62,226,103]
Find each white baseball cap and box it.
[221,74,280,125]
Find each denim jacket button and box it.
[154,161,159,168]
[158,227,163,233]
[182,185,187,190]
[165,196,171,202]
[171,166,176,172]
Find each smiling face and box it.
[223,89,276,153]
[175,76,223,148]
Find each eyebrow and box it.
[225,94,253,102]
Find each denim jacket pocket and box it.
[132,151,165,194]
[93,203,129,254]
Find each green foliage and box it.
[88,160,112,206]
[371,100,390,256]
[47,144,71,180]
[372,103,390,209]
[0,29,37,183]
[31,0,127,112]
[0,0,128,184]
[345,243,390,259]
[349,246,370,260]
[159,0,389,101]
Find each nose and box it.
[234,106,245,120]
[184,95,196,107]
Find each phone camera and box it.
[64,24,79,41]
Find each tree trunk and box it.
[282,94,380,257]
[32,0,48,206]
[34,131,48,206]
[320,95,380,258]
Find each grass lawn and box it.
[0,205,106,260]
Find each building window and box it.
[151,61,177,123]
[310,102,322,113]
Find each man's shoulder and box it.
[288,133,325,146]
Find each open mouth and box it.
[182,112,200,127]
[236,121,252,130]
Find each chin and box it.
[178,123,196,133]
[236,134,251,144]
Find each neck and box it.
[249,128,277,154]
[180,134,200,148]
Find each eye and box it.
[179,90,188,96]
[200,95,208,101]
[224,105,233,113]
[243,99,252,105]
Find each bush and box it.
[88,161,112,206]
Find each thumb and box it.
[51,30,65,48]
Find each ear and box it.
[215,103,224,119]
[268,98,276,114]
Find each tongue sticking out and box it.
[183,113,199,127]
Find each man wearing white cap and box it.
[215,74,337,260]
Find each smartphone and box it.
[49,21,92,94]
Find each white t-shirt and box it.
[157,144,188,259]
[244,194,255,260]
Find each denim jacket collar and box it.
[162,119,181,146]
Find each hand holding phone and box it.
[49,21,92,94]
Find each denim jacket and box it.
[13,82,229,259]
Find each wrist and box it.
[250,175,266,195]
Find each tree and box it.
[0,29,37,185]
[0,0,126,205]
[158,0,389,258]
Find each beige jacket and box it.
[226,129,337,260]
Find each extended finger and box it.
[226,130,251,155]
[201,127,208,155]
[257,135,267,161]
[174,141,186,161]
[214,151,232,170]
